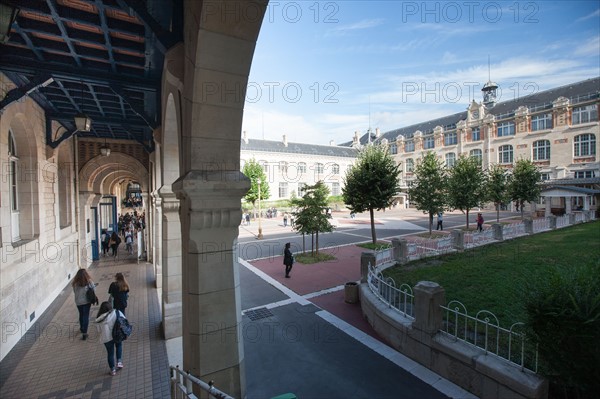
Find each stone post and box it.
[451,230,464,250]
[160,187,182,339]
[569,213,576,225]
[545,200,551,217]
[173,170,249,398]
[413,281,445,335]
[391,238,401,261]
[584,210,592,222]
[361,252,377,283]
[492,223,503,241]
[549,215,557,229]
[153,193,163,289]
[524,219,533,234]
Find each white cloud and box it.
[576,8,600,22]
[326,18,385,36]
[573,36,600,56]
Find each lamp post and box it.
[257,178,263,239]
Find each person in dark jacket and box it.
[283,242,294,278]
[108,273,130,316]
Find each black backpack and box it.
[112,311,132,343]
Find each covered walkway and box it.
[0,254,170,398]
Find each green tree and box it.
[408,152,448,234]
[487,164,512,222]
[447,155,487,229]
[342,144,402,244]
[291,181,333,255]
[509,159,541,219]
[242,159,270,209]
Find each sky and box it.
[241,0,600,146]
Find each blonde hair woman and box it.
[71,268,96,340]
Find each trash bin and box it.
[344,282,359,304]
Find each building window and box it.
[331,182,340,196]
[444,132,457,146]
[404,141,415,152]
[298,162,307,173]
[279,161,288,173]
[572,104,598,125]
[574,170,595,179]
[423,136,435,149]
[445,153,456,167]
[574,134,596,157]
[8,131,18,212]
[469,149,483,165]
[499,145,513,164]
[531,113,552,131]
[279,182,288,198]
[298,182,307,197]
[315,163,324,174]
[497,121,515,137]
[532,140,551,161]
[405,158,414,173]
[540,172,551,181]
[471,127,481,141]
[390,143,397,154]
[331,164,340,174]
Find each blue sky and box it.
[241,1,600,145]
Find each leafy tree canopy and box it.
[408,152,448,233]
[242,158,270,205]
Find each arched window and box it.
[574,134,596,157]
[8,130,20,241]
[532,140,551,161]
[498,145,513,164]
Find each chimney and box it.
[375,128,381,138]
[329,140,335,146]
[242,130,248,144]
[283,134,288,147]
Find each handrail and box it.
[170,366,234,399]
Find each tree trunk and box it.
[466,209,470,229]
[496,203,500,222]
[311,233,314,255]
[302,233,305,254]
[520,201,524,220]
[316,230,319,255]
[370,208,376,244]
[429,213,433,234]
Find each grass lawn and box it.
[295,252,336,264]
[384,221,600,327]
[357,242,391,250]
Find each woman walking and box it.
[108,273,130,316]
[96,301,124,376]
[283,242,294,278]
[72,269,96,340]
[109,231,120,257]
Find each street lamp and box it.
[257,178,263,239]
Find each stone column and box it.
[173,170,249,398]
[152,192,163,289]
[413,281,445,335]
[565,197,572,214]
[160,187,182,339]
[361,252,376,283]
[545,199,551,216]
[524,219,533,234]
[492,223,503,241]
[569,213,576,225]
[451,230,464,250]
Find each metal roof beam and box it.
[94,0,117,73]
[44,0,83,67]
[47,113,152,129]
[110,84,157,129]
[0,74,54,111]
[0,57,158,90]
[116,0,178,54]
[45,116,74,148]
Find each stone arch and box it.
[162,92,180,186]
[80,152,148,194]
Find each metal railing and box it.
[464,227,495,248]
[440,301,538,373]
[556,214,570,228]
[406,235,453,258]
[367,264,414,319]
[170,366,234,399]
[502,221,527,239]
[375,247,393,268]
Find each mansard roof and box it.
[346,76,600,146]
[241,138,357,158]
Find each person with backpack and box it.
[124,228,133,255]
[96,301,125,376]
[72,269,97,340]
[108,273,130,316]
